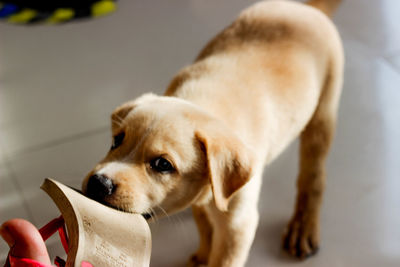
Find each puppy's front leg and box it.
[188,205,213,267]
[207,200,259,267]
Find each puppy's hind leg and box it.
[282,59,343,259]
[282,113,333,259]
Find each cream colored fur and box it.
[83,0,343,266]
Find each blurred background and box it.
[0,0,399,266]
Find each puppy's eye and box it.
[150,157,175,173]
[111,132,125,150]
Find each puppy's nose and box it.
[86,174,114,202]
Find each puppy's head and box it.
[82,94,254,218]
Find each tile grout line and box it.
[386,48,400,57]
[0,146,36,225]
[381,54,400,76]
[8,125,110,161]
[340,34,400,76]
[340,29,400,62]
[0,125,109,225]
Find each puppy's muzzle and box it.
[86,174,114,203]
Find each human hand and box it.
[0,218,51,266]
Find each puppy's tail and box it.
[306,0,342,17]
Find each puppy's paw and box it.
[282,216,320,259]
[187,253,207,267]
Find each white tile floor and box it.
[0,0,399,266]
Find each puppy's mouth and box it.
[88,198,154,220]
[141,212,154,220]
[81,182,154,220]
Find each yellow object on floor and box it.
[8,9,37,23]
[92,0,116,17]
[47,8,75,24]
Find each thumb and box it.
[0,219,51,265]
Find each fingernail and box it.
[81,261,94,267]
[0,225,15,247]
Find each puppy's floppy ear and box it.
[111,101,136,129]
[195,127,254,212]
[111,93,159,129]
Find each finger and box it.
[0,219,51,265]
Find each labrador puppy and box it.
[83,0,343,266]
